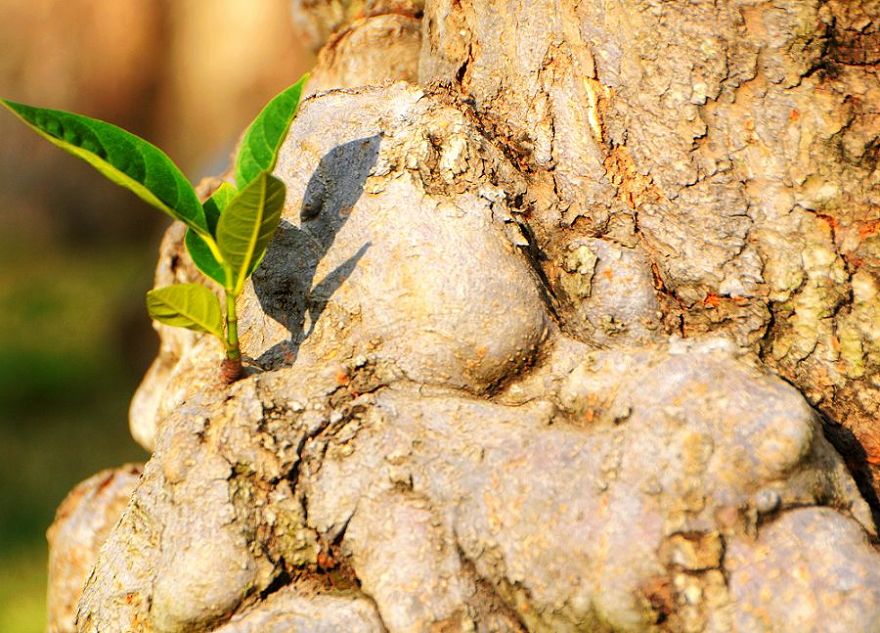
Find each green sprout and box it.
[2,74,309,383]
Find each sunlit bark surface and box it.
[48,2,880,632]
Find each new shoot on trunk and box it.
[2,74,308,383]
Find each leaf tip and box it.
[0,98,26,119]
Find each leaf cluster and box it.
[1,75,308,364]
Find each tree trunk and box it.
[49,1,880,632]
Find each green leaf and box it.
[1,99,207,233]
[185,231,226,286]
[185,183,238,285]
[234,74,308,188]
[217,171,285,294]
[203,182,238,234]
[146,284,224,340]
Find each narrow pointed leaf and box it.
[146,284,224,340]
[185,183,238,285]
[1,99,206,233]
[234,74,308,188]
[217,171,286,294]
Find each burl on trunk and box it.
[50,2,880,632]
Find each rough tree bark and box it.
[48,1,880,632]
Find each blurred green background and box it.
[0,1,311,630]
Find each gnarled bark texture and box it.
[48,1,880,632]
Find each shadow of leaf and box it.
[252,135,381,368]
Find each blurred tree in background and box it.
[0,2,311,630]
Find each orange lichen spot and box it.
[789,109,801,122]
[335,370,351,386]
[582,409,596,424]
[602,268,614,281]
[864,438,880,466]
[316,550,339,570]
[703,293,722,308]
[858,220,880,240]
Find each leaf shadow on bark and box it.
[252,135,380,368]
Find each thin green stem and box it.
[225,290,240,361]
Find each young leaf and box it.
[234,74,308,189]
[0,99,207,233]
[146,284,224,340]
[185,231,226,286]
[204,183,238,232]
[185,183,238,285]
[217,171,285,294]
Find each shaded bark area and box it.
[47,1,880,632]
